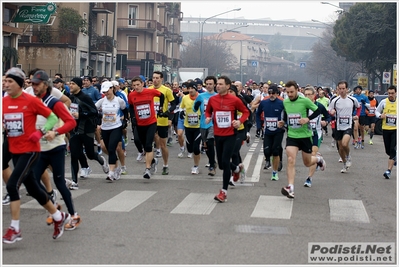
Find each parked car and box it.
[374,95,388,135]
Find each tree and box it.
[307,28,360,87]
[269,32,295,62]
[180,39,238,76]
[331,3,397,89]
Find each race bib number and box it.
[309,118,317,129]
[154,102,160,112]
[338,116,350,127]
[4,113,24,137]
[137,104,151,120]
[187,113,199,126]
[386,114,397,126]
[103,112,116,122]
[287,113,301,129]
[368,107,376,115]
[215,111,231,128]
[265,117,278,131]
[70,103,78,114]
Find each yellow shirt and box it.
[382,99,397,130]
[180,94,201,128]
[150,85,175,126]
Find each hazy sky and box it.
[181,1,342,23]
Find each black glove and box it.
[179,110,185,120]
[361,99,366,104]
[162,110,170,118]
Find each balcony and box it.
[117,18,159,33]
[118,50,168,63]
[18,29,78,47]
[90,34,115,53]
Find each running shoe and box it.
[49,189,58,205]
[281,186,294,199]
[124,137,128,146]
[97,146,102,155]
[162,166,169,175]
[65,213,81,231]
[178,148,185,158]
[106,172,114,182]
[369,140,373,145]
[79,167,92,178]
[361,142,364,149]
[53,212,71,239]
[271,171,279,181]
[346,155,352,167]
[246,132,251,147]
[143,168,151,179]
[383,170,391,179]
[214,190,226,203]
[101,156,109,173]
[136,152,144,162]
[340,164,348,173]
[316,155,326,171]
[113,167,122,180]
[304,177,312,187]
[229,176,235,186]
[338,157,343,163]
[187,153,192,158]
[69,181,79,190]
[3,227,22,244]
[191,166,199,175]
[155,150,162,158]
[331,140,335,147]
[2,194,10,206]
[264,160,271,170]
[208,167,216,176]
[120,166,127,175]
[205,163,210,167]
[167,137,173,147]
[150,158,158,174]
[239,163,246,181]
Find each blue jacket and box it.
[82,85,102,104]
[192,91,217,129]
[256,98,285,135]
[352,93,369,116]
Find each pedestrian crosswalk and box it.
[20,188,370,223]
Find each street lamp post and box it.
[237,36,254,82]
[311,19,331,26]
[199,8,241,67]
[320,2,345,14]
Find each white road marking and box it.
[170,193,217,215]
[91,190,156,212]
[329,199,370,223]
[251,195,293,219]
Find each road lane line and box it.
[251,195,293,219]
[170,193,217,215]
[91,190,156,212]
[329,199,370,223]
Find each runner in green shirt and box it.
[277,80,326,199]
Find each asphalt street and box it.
[2,128,397,265]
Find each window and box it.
[128,36,137,59]
[101,19,105,35]
[3,8,12,23]
[128,5,137,27]
[3,36,11,47]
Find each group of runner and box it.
[2,67,397,243]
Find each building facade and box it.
[2,2,183,82]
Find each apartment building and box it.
[2,2,183,81]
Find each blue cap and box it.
[118,78,125,84]
[139,75,146,83]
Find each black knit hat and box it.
[71,77,83,88]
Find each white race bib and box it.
[215,111,231,128]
